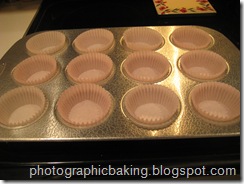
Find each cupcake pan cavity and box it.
[122,27,164,51]
[190,82,240,125]
[56,84,113,128]
[26,31,67,55]
[170,27,212,50]
[122,51,171,83]
[73,29,115,53]
[66,53,114,85]
[0,26,240,141]
[12,55,58,85]
[123,85,180,129]
[0,86,47,129]
[178,50,228,81]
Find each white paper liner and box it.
[26,31,66,55]
[73,29,114,53]
[66,53,114,85]
[12,55,58,85]
[123,27,164,51]
[123,84,180,129]
[0,86,46,128]
[179,50,228,81]
[56,84,113,128]
[171,27,212,50]
[122,51,171,83]
[190,82,240,125]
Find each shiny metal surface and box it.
[0,26,240,141]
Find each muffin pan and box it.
[0,26,240,141]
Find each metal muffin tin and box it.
[0,26,240,141]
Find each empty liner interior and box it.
[179,50,228,80]
[12,55,57,85]
[123,84,180,129]
[0,86,46,128]
[73,29,114,53]
[190,82,240,125]
[171,27,212,50]
[123,51,171,83]
[123,27,164,51]
[66,53,114,84]
[56,84,113,128]
[26,31,66,55]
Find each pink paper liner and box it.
[0,86,47,128]
[122,51,171,83]
[123,27,164,51]
[123,84,180,129]
[179,50,228,81]
[171,27,212,50]
[56,84,113,128]
[66,53,114,85]
[26,31,66,55]
[73,29,114,53]
[190,82,240,125]
[12,55,58,85]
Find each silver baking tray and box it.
[0,26,240,141]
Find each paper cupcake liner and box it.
[73,29,114,53]
[56,84,113,128]
[26,31,66,55]
[66,53,114,85]
[0,86,47,128]
[12,55,58,85]
[179,50,228,81]
[123,84,180,129]
[190,82,240,124]
[122,51,171,83]
[123,27,164,51]
[171,27,212,50]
